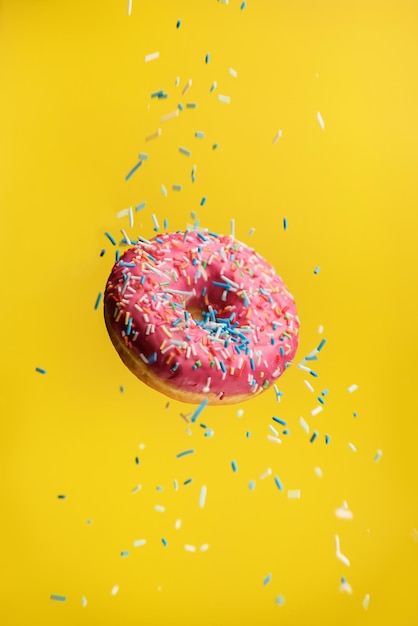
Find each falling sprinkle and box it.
[335,535,350,566]
[230,218,235,237]
[248,227,255,236]
[155,505,165,512]
[145,51,159,62]
[260,468,272,480]
[335,501,354,519]
[313,266,320,275]
[195,131,205,139]
[374,449,383,463]
[340,577,353,594]
[316,111,325,130]
[199,485,207,508]
[105,231,117,245]
[161,109,179,123]
[240,1,246,8]
[311,406,323,416]
[81,596,88,608]
[50,595,66,602]
[120,385,124,394]
[348,384,358,393]
[182,78,192,96]
[348,442,357,452]
[275,596,285,606]
[175,519,182,530]
[161,184,167,197]
[127,0,132,16]
[190,398,208,423]
[287,489,301,499]
[273,129,282,144]
[179,146,191,157]
[161,538,168,547]
[218,94,231,104]
[363,594,370,610]
[318,324,324,334]
[304,380,314,392]
[248,480,256,490]
[176,18,181,28]
[263,573,272,586]
[135,201,146,212]
[133,539,146,547]
[299,417,310,434]
[274,476,283,491]
[314,467,323,477]
[185,545,196,552]
[283,217,288,231]
[57,494,67,500]
[120,551,129,557]
[200,543,210,551]
[205,53,210,64]
[152,214,160,231]
[35,367,47,375]
[94,292,102,310]
[231,460,238,473]
[229,67,238,77]
[176,449,195,458]
[145,128,162,142]
[111,585,119,596]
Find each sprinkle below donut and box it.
[103,230,300,405]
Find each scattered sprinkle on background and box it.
[1,1,417,625]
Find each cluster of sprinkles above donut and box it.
[104,229,299,405]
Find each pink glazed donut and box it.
[104,230,299,405]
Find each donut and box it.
[104,230,300,405]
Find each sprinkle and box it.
[135,201,146,212]
[195,131,205,139]
[182,78,192,96]
[231,460,238,473]
[145,51,159,62]
[127,0,132,16]
[35,367,47,375]
[348,383,358,393]
[340,577,352,594]
[318,324,324,334]
[200,543,210,551]
[363,594,370,610]
[218,94,231,104]
[111,585,119,596]
[263,573,272,586]
[299,417,310,433]
[99,248,106,256]
[275,596,285,606]
[267,435,282,444]
[317,338,327,351]
[185,544,196,552]
[335,501,353,520]
[94,292,102,310]
[191,398,208,423]
[57,494,67,500]
[175,519,182,529]
[161,538,168,547]
[274,476,283,491]
[199,485,207,508]
[161,184,167,197]
[105,231,117,245]
[205,53,210,64]
[237,409,244,417]
[314,467,323,477]
[229,67,238,78]
[133,539,146,547]
[325,433,331,445]
[155,505,165,512]
[176,449,195,458]
[212,142,219,149]
[120,551,129,557]
[161,109,179,123]
[272,416,286,426]
[152,214,160,231]
[374,449,383,463]
[186,102,198,109]
[81,596,87,608]
[287,489,301,499]
[145,128,162,141]
[230,218,235,237]
[200,196,207,206]
[183,478,193,486]
[240,1,246,8]
[273,129,282,144]
[179,146,191,157]
[283,216,288,230]
[50,595,66,602]
[210,81,217,93]
[335,535,350,567]
[172,184,182,191]
[311,406,323,416]
[313,266,320,274]
[316,111,325,130]
[310,431,318,443]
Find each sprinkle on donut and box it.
[104,230,300,405]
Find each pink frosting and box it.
[104,230,300,400]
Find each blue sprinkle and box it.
[317,396,325,405]
[135,201,146,212]
[317,338,327,351]
[57,495,66,499]
[179,146,191,157]
[135,456,140,465]
[125,160,142,181]
[246,431,251,438]
[138,152,148,160]
[104,231,117,245]
[35,367,47,375]
[248,480,256,490]
[274,476,283,491]
[195,131,205,139]
[186,102,198,109]
[50,595,67,602]
[172,184,182,191]
[240,1,247,9]
[183,478,193,485]
[263,573,272,586]
[310,431,318,443]
[176,18,181,28]
[231,460,238,473]
[219,361,226,373]
[126,318,133,335]
[120,385,124,393]
[309,369,319,378]
[200,196,207,206]
[325,434,331,445]
[176,449,195,458]
[276,595,285,606]
[272,416,286,426]
[321,389,329,396]
[178,102,184,111]
[353,411,358,418]
[162,538,168,547]
[99,248,106,257]
[120,551,129,557]
[205,53,210,64]
[212,142,219,149]
[156,485,163,491]
[115,250,120,262]
[283,217,288,231]
[190,398,208,423]
[279,346,285,356]
[204,429,214,437]
[314,266,321,275]
[250,357,255,371]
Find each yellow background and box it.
[1,1,417,624]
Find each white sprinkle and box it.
[363,594,370,610]
[161,109,179,123]
[120,228,132,245]
[260,468,272,480]
[200,543,209,551]
[287,489,301,499]
[175,519,182,530]
[230,218,235,237]
[316,111,325,130]
[184,544,196,552]
[161,184,167,197]
[131,484,142,493]
[335,535,350,567]
[237,409,244,418]
[129,206,134,228]
[273,129,283,144]
[199,485,207,509]
[299,416,310,434]
[133,539,146,547]
[218,94,231,104]
[155,505,165,512]
[116,208,129,219]
[304,379,314,392]
[81,596,88,608]
[127,0,132,16]
[267,435,282,444]
[145,128,162,142]
[318,324,324,334]
[182,78,192,96]
[348,384,358,393]
[145,51,159,62]
[348,442,357,452]
[340,578,353,594]
[311,405,323,416]
[111,585,119,596]
[152,214,160,231]
[374,449,383,463]
[314,467,323,477]
[335,501,354,520]
[229,67,238,77]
